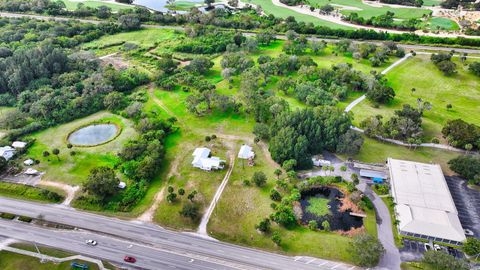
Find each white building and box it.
[12,141,27,149]
[388,158,466,245]
[118,182,127,189]
[192,147,225,171]
[238,145,255,159]
[24,159,34,166]
[0,146,16,161]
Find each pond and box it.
[68,124,118,146]
[134,0,203,12]
[300,187,363,231]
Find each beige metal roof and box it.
[388,158,466,242]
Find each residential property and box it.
[0,146,16,161]
[192,147,225,171]
[238,145,255,159]
[12,141,27,149]
[387,158,466,245]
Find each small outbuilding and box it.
[12,141,27,149]
[24,168,39,175]
[23,159,34,166]
[0,146,16,161]
[238,145,255,160]
[359,169,387,182]
[118,182,127,189]
[192,147,225,171]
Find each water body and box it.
[300,187,363,231]
[134,0,203,12]
[68,124,118,146]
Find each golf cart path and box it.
[345,52,467,153]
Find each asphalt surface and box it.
[2,12,480,54]
[0,197,359,270]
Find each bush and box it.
[321,220,331,231]
[0,212,15,219]
[18,216,33,223]
[179,203,199,220]
[308,220,318,230]
[252,171,267,187]
[349,234,384,267]
[270,189,282,201]
[271,231,282,246]
[422,250,469,270]
[255,218,271,233]
[463,237,480,256]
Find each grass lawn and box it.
[61,0,132,11]
[351,55,480,141]
[246,0,354,29]
[344,136,460,174]
[165,1,202,11]
[153,135,229,230]
[208,144,377,264]
[308,0,431,20]
[421,17,460,31]
[25,112,137,185]
[306,197,331,216]
[0,251,100,270]
[0,182,65,203]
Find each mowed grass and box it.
[25,112,137,185]
[351,55,480,140]
[248,0,353,29]
[153,135,229,230]
[422,17,460,30]
[308,0,431,19]
[306,197,331,216]
[0,251,100,270]
[61,0,132,11]
[342,136,460,174]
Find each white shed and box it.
[312,157,331,167]
[238,145,255,159]
[24,159,34,166]
[12,141,27,149]
[0,146,16,161]
[118,182,127,189]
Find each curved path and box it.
[345,52,467,153]
[39,180,79,206]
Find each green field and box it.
[351,55,480,140]
[25,112,137,185]
[306,197,331,216]
[421,17,460,30]
[61,0,132,11]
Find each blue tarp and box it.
[373,177,384,184]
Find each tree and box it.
[366,80,395,104]
[442,119,480,149]
[167,192,177,203]
[178,188,185,196]
[422,251,469,270]
[437,60,457,76]
[271,231,282,246]
[469,62,480,77]
[336,130,364,155]
[168,186,174,193]
[448,155,480,183]
[282,159,297,171]
[96,5,112,19]
[270,204,296,228]
[255,218,271,233]
[187,190,197,202]
[52,148,60,161]
[180,203,199,220]
[463,237,480,257]
[321,220,330,231]
[185,57,214,75]
[349,234,385,267]
[446,103,453,110]
[274,169,282,179]
[83,167,119,202]
[308,220,318,230]
[270,189,282,201]
[0,157,7,173]
[319,4,334,14]
[43,151,50,158]
[252,171,267,187]
[118,15,141,31]
[104,91,126,111]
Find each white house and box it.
[312,157,331,167]
[192,147,225,171]
[0,146,16,161]
[12,141,27,149]
[238,145,255,159]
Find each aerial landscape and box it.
[0,0,479,269]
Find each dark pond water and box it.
[300,187,363,231]
[68,124,118,146]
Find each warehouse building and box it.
[387,158,466,245]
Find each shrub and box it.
[308,220,318,230]
[271,231,282,246]
[422,250,469,270]
[255,218,271,233]
[18,216,33,223]
[321,220,331,231]
[463,237,480,256]
[252,171,267,187]
[0,212,15,219]
[270,189,282,201]
[180,203,199,220]
[349,234,385,267]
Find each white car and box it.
[85,239,97,246]
[424,243,433,251]
[433,244,442,251]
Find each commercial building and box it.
[387,158,466,245]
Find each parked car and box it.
[85,240,97,246]
[424,243,433,251]
[433,244,442,251]
[124,256,136,263]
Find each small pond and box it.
[300,187,363,231]
[68,124,118,146]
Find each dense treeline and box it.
[448,155,480,186]
[2,0,480,47]
[442,119,480,150]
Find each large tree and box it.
[349,234,385,267]
[422,251,469,270]
[83,167,120,202]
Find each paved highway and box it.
[2,12,480,54]
[0,197,358,270]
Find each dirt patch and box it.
[137,187,166,223]
[100,53,130,70]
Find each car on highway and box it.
[85,239,97,246]
[124,256,136,263]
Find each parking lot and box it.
[445,176,480,238]
[400,238,464,261]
